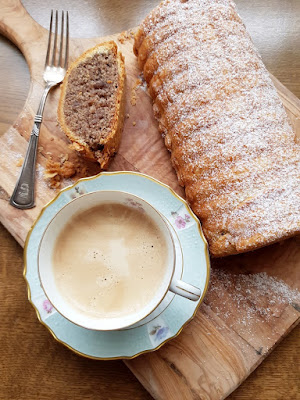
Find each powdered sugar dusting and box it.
[135,0,300,256]
[36,163,50,193]
[205,268,300,346]
[208,269,300,314]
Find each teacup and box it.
[38,190,201,331]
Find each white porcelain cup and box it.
[38,191,201,331]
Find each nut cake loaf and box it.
[134,0,300,257]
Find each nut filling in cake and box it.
[58,42,125,169]
[63,52,118,152]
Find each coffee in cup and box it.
[52,202,168,320]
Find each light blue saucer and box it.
[24,172,210,359]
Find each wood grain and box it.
[0,1,299,399]
[0,36,30,134]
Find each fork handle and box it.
[10,122,40,209]
[10,85,52,209]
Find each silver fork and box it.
[10,10,69,209]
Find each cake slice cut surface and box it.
[58,41,125,169]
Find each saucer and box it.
[24,171,210,359]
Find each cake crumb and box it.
[44,158,76,189]
[130,78,142,106]
[126,113,130,118]
[38,146,44,152]
[60,153,69,164]
[117,30,134,44]
[130,96,136,106]
[132,121,136,126]
[16,158,24,167]
[60,161,76,178]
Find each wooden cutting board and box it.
[0,1,299,399]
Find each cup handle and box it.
[170,279,201,301]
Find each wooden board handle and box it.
[0,0,47,69]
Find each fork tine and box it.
[51,10,58,66]
[45,10,53,67]
[64,11,69,69]
[58,11,64,67]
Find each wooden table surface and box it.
[0,1,299,399]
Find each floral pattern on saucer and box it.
[24,171,210,360]
[33,294,57,321]
[148,317,171,345]
[69,184,87,199]
[170,205,195,231]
